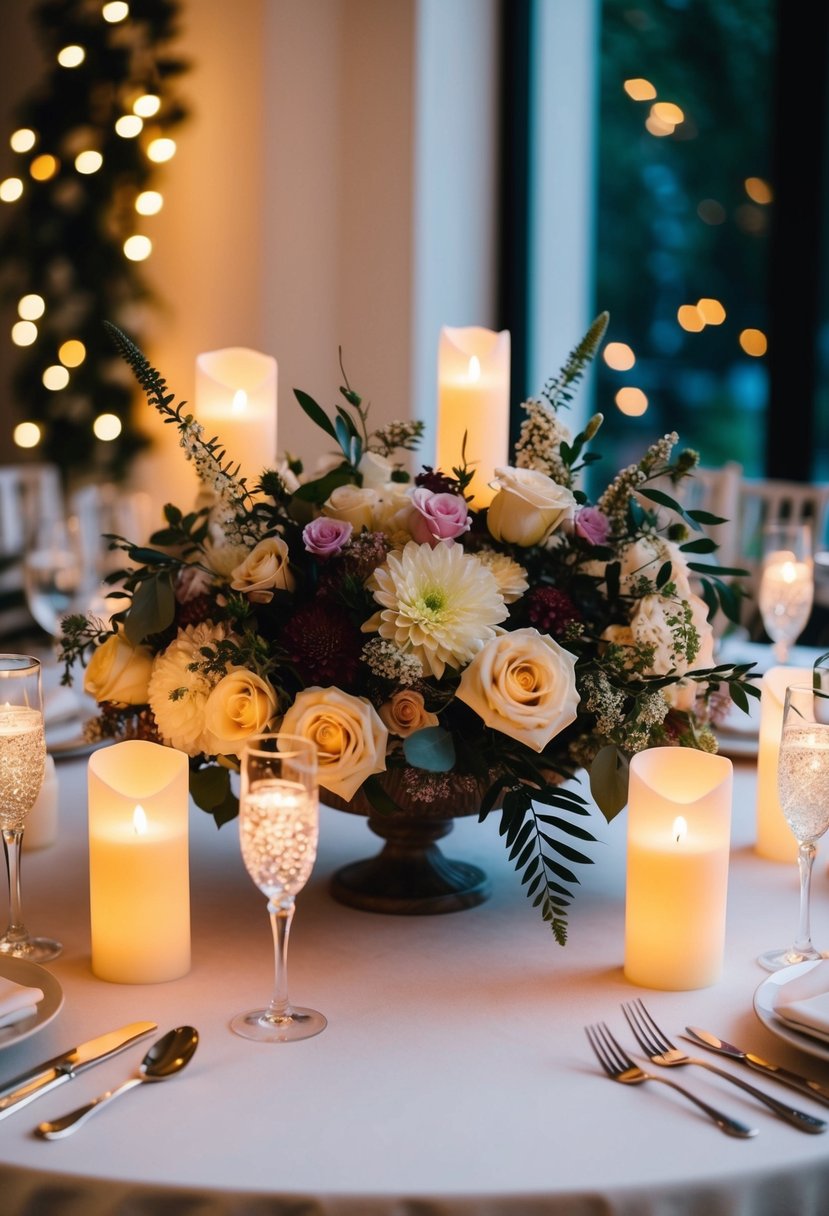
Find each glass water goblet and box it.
[758,681,829,971]
[0,654,62,961]
[22,515,85,644]
[231,732,326,1043]
[758,522,814,663]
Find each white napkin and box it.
[0,976,44,1030]
[772,959,829,1043]
[44,685,82,726]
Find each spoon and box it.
[35,1025,199,1140]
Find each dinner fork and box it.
[622,999,827,1135]
[584,1022,757,1137]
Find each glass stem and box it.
[793,839,818,958]
[265,895,295,1021]
[2,827,27,945]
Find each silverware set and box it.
[586,998,829,1137]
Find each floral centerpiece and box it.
[60,315,758,943]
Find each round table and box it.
[1,747,829,1215]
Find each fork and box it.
[585,1022,757,1137]
[622,999,827,1135]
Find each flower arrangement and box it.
[60,315,758,943]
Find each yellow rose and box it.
[456,627,579,752]
[379,690,439,737]
[84,632,154,707]
[281,686,388,801]
[230,537,295,603]
[486,467,576,547]
[204,668,278,749]
[322,484,378,533]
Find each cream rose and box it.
[281,686,389,801]
[487,467,576,547]
[322,484,379,533]
[379,690,439,737]
[630,592,714,675]
[618,535,692,598]
[230,536,295,603]
[203,668,278,749]
[456,627,580,752]
[84,632,154,706]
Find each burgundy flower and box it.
[525,586,581,638]
[415,466,462,495]
[281,601,364,685]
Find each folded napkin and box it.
[44,685,82,727]
[772,960,829,1043]
[0,976,44,1030]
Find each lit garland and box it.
[0,0,189,480]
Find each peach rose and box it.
[230,536,295,603]
[281,686,388,801]
[379,689,439,737]
[456,627,579,752]
[203,668,278,749]
[486,467,576,547]
[84,632,153,707]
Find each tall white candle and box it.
[436,327,510,509]
[88,740,190,984]
[756,666,809,862]
[195,347,278,489]
[624,748,732,990]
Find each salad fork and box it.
[584,1022,757,1137]
[621,999,827,1135]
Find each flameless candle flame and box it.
[780,559,797,583]
[132,804,148,836]
[231,388,248,415]
[467,355,481,384]
[673,815,688,844]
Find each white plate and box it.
[0,957,64,1050]
[754,960,829,1063]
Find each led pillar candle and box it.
[88,740,190,983]
[624,748,732,990]
[436,327,510,509]
[756,666,810,863]
[195,347,278,488]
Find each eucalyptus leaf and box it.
[589,745,630,823]
[402,726,456,772]
[293,389,338,441]
[124,571,175,645]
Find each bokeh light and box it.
[135,189,163,215]
[93,413,122,441]
[616,387,648,417]
[11,321,38,346]
[677,304,705,332]
[43,365,70,391]
[57,45,86,68]
[13,422,42,449]
[30,154,59,181]
[10,129,36,153]
[623,78,657,101]
[59,339,86,367]
[739,329,768,357]
[0,178,24,203]
[133,94,161,118]
[123,234,152,260]
[75,150,103,174]
[147,137,176,163]
[603,342,636,371]
[115,115,143,139]
[18,293,45,320]
[102,1,129,21]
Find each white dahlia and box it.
[474,548,529,604]
[362,540,508,679]
[148,621,229,757]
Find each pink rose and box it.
[574,506,611,546]
[408,487,470,547]
[303,516,353,557]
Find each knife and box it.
[683,1027,829,1108]
[0,1021,157,1121]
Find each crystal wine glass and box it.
[22,514,85,644]
[758,680,829,971]
[758,522,814,663]
[231,732,326,1042]
[0,654,62,961]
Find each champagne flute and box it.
[22,515,85,643]
[758,680,829,971]
[0,654,62,961]
[758,522,814,663]
[231,733,326,1042]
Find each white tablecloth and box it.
[1,748,829,1215]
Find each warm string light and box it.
[13,422,41,449]
[57,45,85,68]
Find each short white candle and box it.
[88,740,190,983]
[436,327,510,509]
[624,748,732,990]
[195,347,278,489]
[755,666,809,862]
